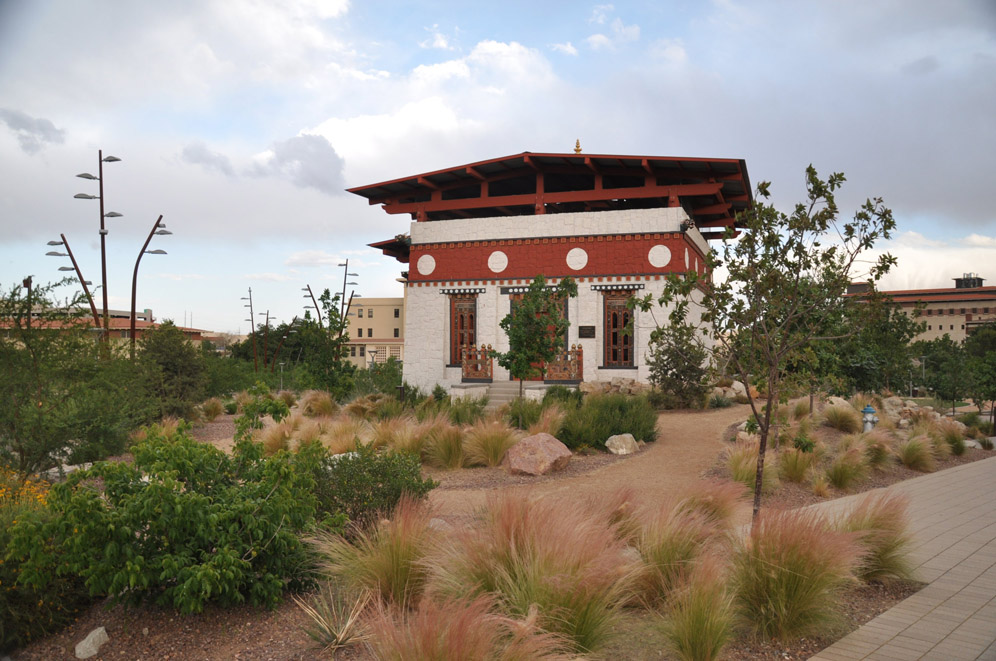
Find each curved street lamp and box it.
[46,235,100,328]
[75,150,122,341]
[130,215,168,359]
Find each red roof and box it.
[350,151,752,237]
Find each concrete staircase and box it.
[484,380,526,411]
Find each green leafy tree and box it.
[139,320,206,418]
[964,322,996,358]
[490,275,578,399]
[917,335,971,415]
[638,285,710,408]
[640,168,895,524]
[967,353,996,428]
[296,289,355,398]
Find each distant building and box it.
[849,273,996,343]
[343,297,405,368]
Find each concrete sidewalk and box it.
[809,455,996,661]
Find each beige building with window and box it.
[343,297,405,368]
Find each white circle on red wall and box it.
[648,245,672,268]
[566,247,588,270]
[417,254,436,276]
[488,250,508,273]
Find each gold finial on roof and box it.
[574,139,582,154]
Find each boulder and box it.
[504,433,572,476]
[579,381,600,394]
[827,396,851,409]
[881,396,905,424]
[730,381,747,397]
[898,418,910,430]
[605,433,639,455]
[75,627,108,660]
[736,431,759,445]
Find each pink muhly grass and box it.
[365,595,570,661]
[660,554,734,661]
[427,491,636,654]
[585,486,643,543]
[300,389,339,417]
[836,492,914,582]
[526,404,566,437]
[675,480,747,530]
[310,496,436,609]
[464,417,520,467]
[731,508,861,641]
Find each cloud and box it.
[551,41,579,56]
[894,231,947,248]
[420,24,455,50]
[586,17,640,50]
[285,250,344,267]
[961,233,996,247]
[248,134,345,195]
[181,142,234,176]
[243,272,293,282]
[649,38,687,65]
[0,108,65,153]
[589,4,614,25]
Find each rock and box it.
[898,419,910,430]
[712,387,726,398]
[737,420,748,431]
[504,433,572,476]
[882,396,905,424]
[736,431,759,445]
[579,381,599,394]
[730,381,747,397]
[904,400,918,409]
[605,433,639,455]
[827,396,851,409]
[75,627,108,659]
[965,439,983,450]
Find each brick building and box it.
[351,150,752,393]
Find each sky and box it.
[1,0,994,334]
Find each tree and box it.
[641,167,895,524]
[967,353,996,428]
[139,320,206,418]
[491,275,578,399]
[299,289,355,398]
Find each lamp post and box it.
[338,260,358,327]
[258,310,271,368]
[130,215,170,359]
[270,319,298,372]
[74,150,122,342]
[46,235,100,328]
[242,288,258,371]
[302,285,323,328]
[278,362,286,391]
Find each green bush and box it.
[446,396,488,426]
[559,394,658,450]
[312,443,437,528]
[506,397,545,430]
[542,385,583,410]
[1,472,90,652]
[708,394,734,409]
[8,420,320,614]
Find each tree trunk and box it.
[751,372,778,527]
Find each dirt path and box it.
[429,403,753,524]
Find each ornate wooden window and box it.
[449,295,477,366]
[603,292,633,367]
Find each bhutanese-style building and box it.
[350,148,753,394]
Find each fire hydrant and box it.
[862,405,879,433]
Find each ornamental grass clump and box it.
[825,447,868,491]
[425,423,467,469]
[321,418,372,455]
[633,501,719,606]
[896,436,936,472]
[201,397,224,422]
[674,480,745,530]
[726,438,779,494]
[427,492,635,653]
[294,583,370,653]
[447,395,489,426]
[464,418,520,467]
[660,555,734,661]
[822,404,862,433]
[778,448,815,483]
[861,430,894,470]
[792,400,811,422]
[311,497,436,609]
[365,595,569,661]
[836,492,914,582]
[277,389,297,408]
[936,419,967,456]
[300,390,339,417]
[526,403,566,437]
[731,509,861,641]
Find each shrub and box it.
[464,418,520,467]
[365,595,568,660]
[506,397,545,430]
[661,556,733,661]
[779,448,814,483]
[822,404,862,433]
[425,423,467,469]
[559,394,658,451]
[811,473,830,497]
[427,492,633,653]
[836,493,914,582]
[223,399,238,415]
[9,409,320,614]
[1,471,90,652]
[294,583,369,653]
[825,448,868,491]
[981,437,995,451]
[634,503,717,605]
[896,436,936,472]
[344,394,384,420]
[373,397,406,421]
[543,384,583,410]
[311,497,435,608]
[861,430,893,470]
[448,396,489,426]
[793,431,815,453]
[201,397,224,422]
[708,394,733,409]
[792,400,811,421]
[730,509,861,640]
[300,390,338,417]
[936,419,966,456]
[744,415,759,434]
[321,418,372,454]
[277,389,297,408]
[312,443,437,527]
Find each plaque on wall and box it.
[578,326,596,338]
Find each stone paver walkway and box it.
[810,456,996,661]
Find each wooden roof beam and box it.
[693,202,733,216]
